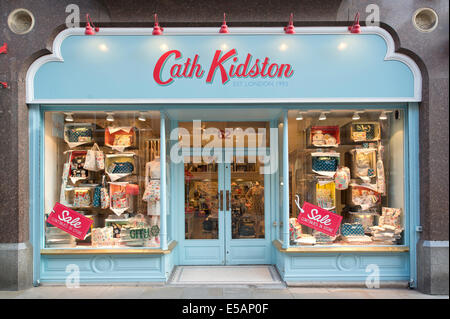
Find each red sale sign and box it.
[296,198,342,236]
[47,203,93,240]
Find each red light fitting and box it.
[219,13,229,34]
[284,13,295,34]
[349,12,361,33]
[152,13,164,35]
[85,14,99,35]
[0,82,8,89]
[0,43,7,54]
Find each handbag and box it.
[239,224,256,236]
[143,180,160,202]
[91,227,114,247]
[312,155,339,172]
[143,162,161,202]
[85,143,104,171]
[73,188,91,207]
[111,162,134,174]
[100,175,109,209]
[68,127,92,143]
[341,223,365,236]
[334,166,350,190]
[92,186,101,207]
[353,123,375,140]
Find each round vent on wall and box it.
[8,8,35,35]
[412,8,439,33]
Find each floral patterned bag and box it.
[100,175,109,209]
[334,166,350,190]
[143,180,160,202]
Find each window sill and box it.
[41,240,177,255]
[273,240,409,253]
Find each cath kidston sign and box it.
[153,49,294,85]
[47,203,93,240]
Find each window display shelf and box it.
[41,240,177,255]
[273,240,409,253]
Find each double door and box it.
[181,149,271,265]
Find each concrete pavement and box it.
[0,285,448,299]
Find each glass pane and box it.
[288,109,405,246]
[230,156,265,239]
[44,111,161,249]
[184,161,219,239]
[178,121,270,149]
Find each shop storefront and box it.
[26,25,421,285]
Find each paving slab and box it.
[181,287,224,299]
[0,286,447,299]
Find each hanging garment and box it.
[376,143,386,194]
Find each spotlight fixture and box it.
[296,112,304,120]
[348,12,361,34]
[319,112,327,121]
[284,13,295,34]
[138,112,146,121]
[219,13,229,34]
[379,111,388,120]
[64,113,74,122]
[152,13,163,35]
[352,112,361,120]
[84,14,99,35]
[106,112,114,122]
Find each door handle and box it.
[226,190,230,211]
[219,190,224,211]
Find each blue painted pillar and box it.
[408,102,420,287]
[160,112,167,250]
[29,104,41,286]
[282,110,290,249]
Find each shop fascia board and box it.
[26,26,422,104]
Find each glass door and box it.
[181,147,272,265]
[223,151,271,265]
[182,154,226,265]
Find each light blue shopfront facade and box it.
[27,26,422,286]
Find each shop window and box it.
[288,109,405,246]
[43,111,162,249]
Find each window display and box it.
[288,109,405,246]
[44,111,161,249]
